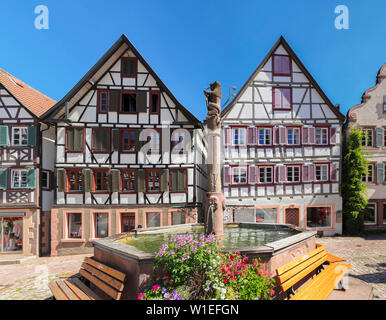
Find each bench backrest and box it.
[79,257,127,300]
[276,245,327,292]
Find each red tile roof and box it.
[0,68,56,117]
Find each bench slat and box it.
[290,263,351,300]
[81,262,124,292]
[84,257,126,282]
[326,253,346,263]
[68,277,103,300]
[63,279,92,300]
[48,281,69,300]
[56,279,81,300]
[80,269,121,300]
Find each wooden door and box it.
[285,208,300,227]
[121,214,135,233]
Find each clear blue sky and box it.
[0,0,385,121]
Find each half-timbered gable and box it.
[42,35,207,256]
[221,36,345,235]
[0,68,56,256]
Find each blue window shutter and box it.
[27,169,37,189]
[376,127,383,148]
[376,163,383,184]
[28,126,37,146]
[0,126,9,146]
[0,169,8,189]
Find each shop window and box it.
[0,216,23,252]
[364,204,377,225]
[94,213,109,238]
[147,212,160,228]
[171,211,186,225]
[306,207,332,228]
[255,208,278,223]
[68,213,82,239]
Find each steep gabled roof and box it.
[41,34,200,124]
[221,36,345,122]
[0,68,56,118]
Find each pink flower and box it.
[258,269,264,275]
[270,289,275,295]
[265,271,270,277]
[253,260,259,267]
[137,293,145,300]
[152,284,160,291]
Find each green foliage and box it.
[341,127,369,235]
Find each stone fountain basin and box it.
[92,223,316,300]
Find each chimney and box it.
[335,104,340,112]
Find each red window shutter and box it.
[247,127,256,145]
[223,127,231,146]
[309,127,316,144]
[302,127,309,144]
[308,164,315,182]
[279,126,286,145]
[223,166,231,186]
[275,165,285,183]
[273,88,282,109]
[282,88,291,109]
[330,163,338,181]
[249,166,257,184]
[303,164,309,182]
[281,56,290,75]
[273,56,283,74]
[273,127,280,145]
[330,127,337,145]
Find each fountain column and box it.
[203,81,226,240]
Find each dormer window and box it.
[272,55,291,76]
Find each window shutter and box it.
[279,126,286,145]
[57,169,66,192]
[273,88,282,109]
[308,164,315,182]
[82,169,92,192]
[223,127,231,146]
[302,164,309,182]
[73,128,83,152]
[247,127,256,145]
[94,129,110,152]
[26,169,37,189]
[0,169,8,189]
[249,166,257,184]
[160,169,169,192]
[0,126,9,146]
[330,163,338,182]
[110,169,120,193]
[170,170,177,192]
[281,56,290,75]
[309,127,316,144]
[178,170,186,191]
[137,91,147,113]
[66,129,74,151]
[275,165,285,183]
[377,163,383,184]
[273,127,279,145]
[109,90,120,112]
[282,89,291,109]
[376,127,383,148]
[330,127,337,145]
[111,129,120,152]
[302,127,309,145]
[136,170,145,192]
[223,166,231,186]
[27,126,37,146]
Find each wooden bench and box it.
[316,243,347,263]
[49,257,127,300]
[276,245,351,300]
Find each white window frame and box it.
[315,128,329,145]
[258,166,273,184]
[232,167,247,185]
[315,164,329,182]
[362,129,374,147]
[11,169,27,189]
[232,128,246,146]
[286,166,301,183]
[258,128,272,146]
[12,127,28,146]
[364,203,377,225]
[362,164,374,183]
[287,128,300,145]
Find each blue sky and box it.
[0,0,385,121]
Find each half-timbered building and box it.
[0,69,56,256]
[42,35,207,256]
[346,63,386,230]
[221,36,345,235]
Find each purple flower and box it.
[161,288,167,294]
[164,293,170,299]
[169,250,175,256]
[176,294,182,300]
[199,241,205,247]
[206,248,211,254]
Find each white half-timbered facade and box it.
[221,36,345,235]
[0,69,56,256]
[43,35,207,256]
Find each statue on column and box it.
[204,81,222,131]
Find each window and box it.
[0,216,23,252]
[146,212,161,228]
[93,170,109,192]
[315,164,329,182]
[273,87,292,110]
[92,128,110,153]
[255,208,278,223]
[68,213,82,239]
[287,128,300,145]
[171,211,186,225]
[147,130,160,154]
[41,170,50,190]
[362,128,374,147]
[232,167,247,185]
[232,128,246,146]
[67,169,83,192]
[170,169,186,192]
[12,127,28,146]
[362,164,374,183]
[306,207,332,228]
[97,90,109,113]
[121,57,137,78]
[94,213,108,238]
[121,129,136,152]
[383,203,386,225]
[272,55,291,76]
[66,128,84,152]
[11,170,27,189]
[146,169,160,192]
[364,204,376,225]
[384,129,386,147]
[121,169,136,192]
[287,166,301,183]
[171,130,186,154]
[258,128,272,145]
[383,95,386,114]
[315,128,329,145]
[150,92,160,114]
[121,92,137,113]
[258,166,273,184]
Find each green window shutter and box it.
[27,126,37,146]
[111,129,120,152]
[160,169,169,192]
[109,90,120,112]
[27,169,37,189]
[376,127,383,148]
[137,91,147,113]
[73,128,84,152]
[82,169,93,192]
[57,169,66,192]
[170,170,178,192]
[0,126,9,146]
[377,163,384,184]
[110,169,120,192]
[136,170,145,192]
[178,170,186,191]
[66,129,74,151]
[93,129,110,152]
[0,169,9,189]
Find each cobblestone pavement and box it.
[0,254,90,300]
[317,233,386,300]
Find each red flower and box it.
[168,280,173,284]
[163,273,170,279]
[253,260,259,267]
[235,252,240,256]
[270,289,275,295]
